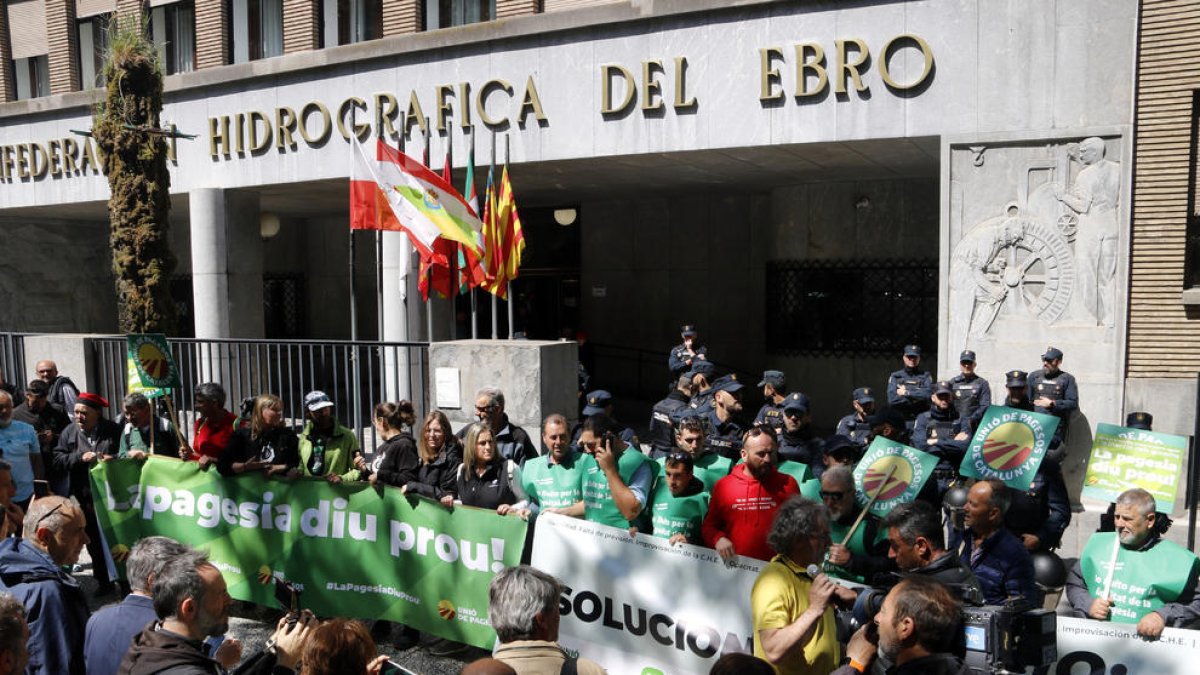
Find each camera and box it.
[849,578,1055,675]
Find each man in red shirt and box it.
[703,426,799,562]
[190,383,237,468]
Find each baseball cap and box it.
[960,350,977,363]
[711,374,744,394]
[1005,370,1028,388]
[904,344,922,357]
[782,392,809,414]
[823,435,860,459]
[304,390,335,412]
[852,387,874,404]
[680,324,697,337]
[1126,412,1153,431]
[867,406,905,429]
[25,380,49,396]
[934,380,954,396]
[582,390,613,416]
[1042,347,1064,361]
[688,361,715,377]
[757,370,786,388]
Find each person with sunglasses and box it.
[645,451,708,545]
[1027,347,1078,461]
[819,466,892,585]
[777,393,822,480]
[462,388,538,467]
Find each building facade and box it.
[0,0,1166,446]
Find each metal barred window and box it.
[1185,90,1200,290]
[766,259,939,356]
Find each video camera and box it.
[850,578,1056,675]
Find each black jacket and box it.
[118,623,288,675]
[405,444,462,501]
[457,460,519,510]
[54,419,121,498]
[372,432,420,487]
[216,427,301,476]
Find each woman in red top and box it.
[191,382,237,468]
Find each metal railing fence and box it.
[91,337,429,452]
[0,333,27,392]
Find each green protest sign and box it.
[960,406,1059,491]
[1082,423,1187,512]
[91,458,528,649]
[126,333,181,391]
[852,437,939,516]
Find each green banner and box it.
[90,458,527,649]
[126,333,182,390]
[1082,423,1188,512]
[960,406,1059,490]
[852,437,939,516]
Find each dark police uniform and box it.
[835,413,872,448]
[1027,356,1078,457]
[647,389,691,458]
[704,407,745,461]
[912,404,969,501]
[669,325,707,377]
[1005,459,1071,551]
[887,369,933,421]
[755,399,785,430]
[950,373,992,432]
[778,428,824,476]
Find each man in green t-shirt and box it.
[521,414,585,516]
[657,416,731,493]
[646,451,708,545]
[820,466,890,584]
[1067,487,1200,637]
[578,415,654,530]
[117,392,179,459]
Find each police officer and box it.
[753,370,788,430]
[703,374,746,461]
[887,344,933,423]
[835,387,875,448]
[668,324,707,378]
[687,361,717,414]
[1027,347,1079,459]
[813,434,862,483]
[1004,370,1032,410]
[647,375,694,458]
[867,406,909,446]
[912,381,971,501]
[950,350,992,432]
[572,390,636,447]
[1126,411,1153,431]
[1005,457,1071,553]
[777,392,823,475]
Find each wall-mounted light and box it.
[260,212,281,240]
[554,208,578,226]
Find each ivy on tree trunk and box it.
[93,14,177,334]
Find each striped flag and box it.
[349,138,483,258]
[481,164,525,300]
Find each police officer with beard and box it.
[836,387,876,450]
[1027,347,1078,460]
[704,375,747,461]
[949,350,991,433]
[647,375,694,458]
[777,393,823,476]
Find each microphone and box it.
[807,564,822,578]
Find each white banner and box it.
[531,513,765,675]
[1053,617,1200,672]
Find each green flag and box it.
[126,333,181,391]
[852,437,939,516]
[91,459,527,649]
[1082,423,1187,512]
[960,405,1059,490]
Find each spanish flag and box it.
[480,164,525,299]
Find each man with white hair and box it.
[466,388,538,467]
[489,565,606,674]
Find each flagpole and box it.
[505,134,514,339]
[349,108,359,343]
[469,126,478,340]
[424,118,434,345]
[490,129,498,340]
[447,130,456,341]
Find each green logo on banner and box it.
[126,333,181,390]
[960,406,1059,490]
[1082,423,1187,512]
[852,437,939,516]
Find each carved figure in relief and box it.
[951,212,1026,344]
[1053,137,1120,326]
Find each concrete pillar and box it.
[430,340,578,435]
[189,188,265,339]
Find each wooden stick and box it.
[162,394,193,458]
[841,464,898,547]
[1101,534,1121,599]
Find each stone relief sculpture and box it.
[1052,137,1121,327]
[949,137,1119,353]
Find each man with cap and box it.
[1003,370,1033,410]
[950,350,992,432]
[1027,347,1078,459]
[753,371,789,430]
[1126,412,1153,431]
[572,390,635,448]
[836,387,876,449]
[1067,488,1200,637]
[13,380,70,467]
[669,325,708,378]
[912,381,971,502]
[812,434,861,485]
[887,345,933,423]
[53,392,120,595]
[647,375,694,459]
[777,392,823,477]
[867,406,910,447]
[705,375,747,461]
[298,390,363,484]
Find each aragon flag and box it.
[349,137,483,259]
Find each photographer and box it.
[881,501,982,599]
[1066,488,1200,638]
[119,550,313,674]
[834,577,966,675]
